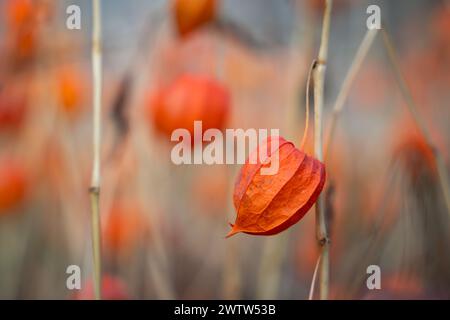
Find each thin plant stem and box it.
[300,60,317,150]
[308,254,322,300]
[325,29,378,162]
[90,0,103,300]
[313,0,332,300]
[381,27,450,217]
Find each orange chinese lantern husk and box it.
[227,136,326,237]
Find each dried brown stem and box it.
[313,0,333,300]
[90,0,103,300]
[300,60,317,150]
[381,27,450,217]
[325,29,378,162]
[308,254,322,300]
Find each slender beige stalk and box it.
[313,0,332,300]
[308,254,322,300]
[325,29,378,161]
[300,59,317,150]
[90,0,103,300]
[381,27,450,216]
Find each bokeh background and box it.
[0,0,449,299]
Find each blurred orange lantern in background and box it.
[5,0,52,28]
[11,29,36,62]
[149,74,230,140]
[3,0,40,64]
[74,275,130,300]
[0,157,28,215]
[391,121,439,183]
[103,201,150,256]
[5,0,34,30]
[55,66,85,117]
[0,85,27,130]
[173,0,217,37]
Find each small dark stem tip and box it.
[318,237,331,247]
[89,186,100,195]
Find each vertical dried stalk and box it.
[313,0,332,300]
[300,59,317,150]
[308,254,322,300]
[325,29,378,161]
[381,28,450,216]
[90,0,103,300]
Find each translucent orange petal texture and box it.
[227,136,326,237]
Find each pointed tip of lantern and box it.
[225,223,241,238]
